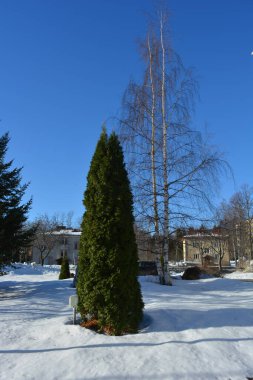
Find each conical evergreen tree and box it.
[77,130,143,335]
[59,256,71,279]
[0,133,35,268]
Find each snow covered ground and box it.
[0,264,253,380]
[224,271,253,280]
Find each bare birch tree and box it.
[119,9,228,284]
[210,233,229,272]
[32,214,61,266]
[215,201,239,264]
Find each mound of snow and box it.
[224,271,253,280]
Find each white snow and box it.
[1,264,253,380]
[224,270,253,280]
[51,229,81,236]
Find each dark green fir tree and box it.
[0,133,35,268]
[77,130,144,335]
[59,256,71,279]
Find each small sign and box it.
[69,295,78,307]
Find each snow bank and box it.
[224,270,253,280]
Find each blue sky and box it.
[0,0,252,224]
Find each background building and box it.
[32,228,81,265]
[183,233,230,267]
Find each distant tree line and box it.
[215,184,253,266]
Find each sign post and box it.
[69,295,78,325]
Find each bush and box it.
[59,256,71,279]
[182,266,201,280]
[203,267,221,277]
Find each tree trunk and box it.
[218,254,222,273]
[147,34,161,279]
[148,35,159,238]
[249,219,253,261]
[160,13,171,285]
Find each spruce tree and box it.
[77,130,143,335]
[0,133,35,268]
[59,256,71,279]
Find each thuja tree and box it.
[59,256,70,279]
[77,130,144,335]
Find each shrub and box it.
[182,266,201,280]
[59,256,71,279]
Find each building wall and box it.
[32,231,80,265]
[32,228,158,265]
[183,235,230,266]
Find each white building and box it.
[32,228,81,265]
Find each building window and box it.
[74,242,79,250]
[193,241,199,248]
[203,248,209,254]
[193,254,200,260]
[61,250,67,257]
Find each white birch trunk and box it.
[160,13,171,285]
[147,34,161,278]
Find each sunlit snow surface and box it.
[0,264,253,380]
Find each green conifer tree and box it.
[77,130,143,335]
[59,256,71,279]
[0,133,35,268]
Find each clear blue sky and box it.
[0,0,252,224]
